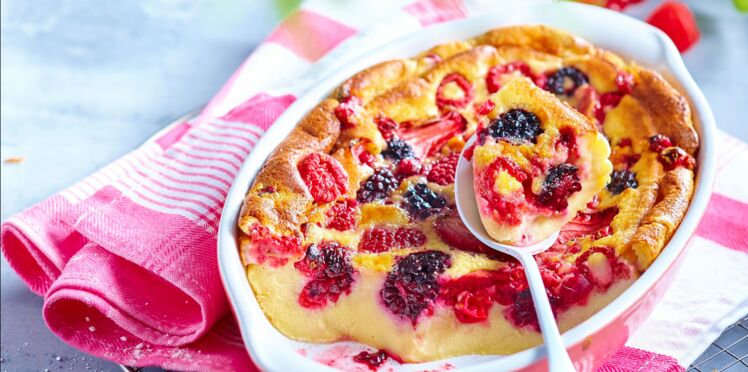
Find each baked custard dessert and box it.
[237,25,698,363]
[471,78,612,245]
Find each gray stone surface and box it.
[1,0,746,371]
[1,1,277,370]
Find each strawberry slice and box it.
[398,111,467,159]
[434,210,512,261]
[557,208,618,244]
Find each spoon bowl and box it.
[454,134,575,372]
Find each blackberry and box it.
[545,67,589,96]
[380,251,451,324]
[478,109,543,145]
[356,168,399,203]
[294,241,355,308]
[537,164,582,211]
[401,183,447,220]
[606,170,638,195]
[381,139,415,162]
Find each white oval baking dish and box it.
[217,2,717,371]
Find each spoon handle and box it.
[517,252,576,372]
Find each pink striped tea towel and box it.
[2,0,747,371]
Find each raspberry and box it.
[545,67,589,96]
[439,270,512,323]
[381,139,415,162]
[325,199,358,231]
[537,164,582,211]
[426,153,459,185]
[359,228,395,253]
[394,158,422,179]
[478,109,543,145]
[380,251,451,324]
[615,71,635,94]
[353,350,389,370]
[394,227,427,247]
[401,183,447,220]
[298,153,349,204]
[436,73,474,110]
[375,116,399,140]
[607,170,638,195]
[476,100,496,115]
[660,146,696,170]
[353,143,376,167]
[594,92,624,123]
[557,126,579,162]
[356,168,399,203]
[334,96,362,128]
[358,226,426,253]
[294,241,355,308]
[552,273,593,310]
[649,134,673,152]
[245,224,302,267]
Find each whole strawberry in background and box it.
[573,0,702,53]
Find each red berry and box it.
[394,157,422,179]
[298,153,349,204]
[646,1,700,53]
[485,61,537,93]
[294,241,355,308]
[398,111,467,159]
[358,226,426,253]
[426,153,459,186]
[394,227,427,247]
[463,143,476,161]
[659,146,696,170]
[476,100,496,116]
[353,350,389,370]
[325,199,358,231]
[649,134,673,152]
[439,270,512,323]
[594,92,624,123]
[478,157,529,225]
[245,224,302,267]
[335,96,362,128]
[434,210,512,260]
[436,73,474,110]
[615,71,635,94]
[375,116,399,140]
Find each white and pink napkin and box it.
[2,0,747,370]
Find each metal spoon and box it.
[454,134,576,372]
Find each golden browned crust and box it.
[630,68,699,155]
[471,25,594,57]
[238,99,341,235]
[333,60,420,103]
[630,167,695,270]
